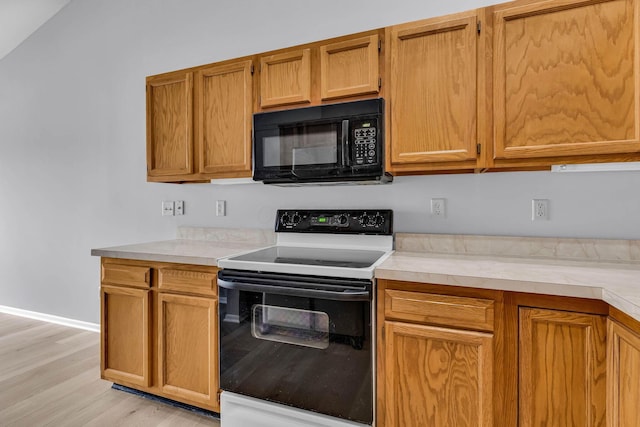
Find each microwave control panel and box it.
[352,120,378,166]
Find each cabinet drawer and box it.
[158,268,217,296]
[102,263,151,288]
[385,289,494,332]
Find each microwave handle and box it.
[341,120,350,167]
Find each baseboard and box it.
[0,305,100,332]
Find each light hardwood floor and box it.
[0,313,220,426]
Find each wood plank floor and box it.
[0,313,220,426]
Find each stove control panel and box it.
[276,209,393,235]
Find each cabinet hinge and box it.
[477,21,481,35]
[378,77,382,89]
[378,40,382,52]
[476,143,482,155]
[250,64,254,75]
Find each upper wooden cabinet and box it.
[146,71,193,178]
[260,49,311,108]
[492,0,640,166]
[320,35,380,100]
[195,60,253,177]
[258,31,382,109]
[387,10,489,174]
[147,58,254,183]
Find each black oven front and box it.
[218,269,373,425]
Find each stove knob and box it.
[374,215,384,226]
[361,215,370,226]
[338,215,348,225]
[281,214,291,225]
[292,214,301,224]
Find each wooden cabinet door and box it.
[607,319,640,427]
[388,12,481,171]
[320,35,380,100]
[195,60,253,177]
[384,321,493,427]
[146,71,194,178]
[519,308,607,427]
[493,0,640,161]
[101,286,150,387]
[158,293,218,411]
[260,49,311,108]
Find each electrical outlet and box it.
[532,199,549,221]
[162,201,174,216]
[175,200,184,216]
[430,198,446,218]
[216,200,226,217]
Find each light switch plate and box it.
[175,200,184,216]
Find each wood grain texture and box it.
[101,263,150,288]
[101,285,151,387]
[158,293,218,409]
[320,35,380,100]
[0,313,218,427]
[146,72,193,176]
[389,12,479,169]
[260,49,311,107]
[158,267,217,296]
[607,318,640,427]
[493,0,640,160]
[519,307,607,427]
[195,60,253,176]
[385,289,495,331]
[384,321,493,427]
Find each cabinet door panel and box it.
[608,319,640,427]
[260,49,311,108]
[519,308,606,427]
[101,286,150,387]
[196,60,253,176]
[389,14,478,166]
[320,35,379,100]
[384,321,493,427]
[158,293,218,410]
[146,72,193,176]
[494,0,640,160]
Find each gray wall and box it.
[1,0,639,324]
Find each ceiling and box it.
[0,0,71,61]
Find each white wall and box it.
[1,0,639,324]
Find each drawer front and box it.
[102,263,151,288]
[385,289,494,332]
[158,268,217,296]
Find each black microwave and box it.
[252,99,391,185]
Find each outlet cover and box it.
[532,199,549,221]
[162,201,174,216]
[430,198,446,218]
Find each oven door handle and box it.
[217,279,371,302]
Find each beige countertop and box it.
[90,239,268,266]
[377,233,640,322]
[91,228,640,322]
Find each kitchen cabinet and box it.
[607,315,640,427]
[492,0,640,167]
[147,58,254,183]
[146,71,194,179]
[258,31,381,109]
[99,259,220,412]
[386,9,490,174]
[519,307,607,427]
[378,282,498,427]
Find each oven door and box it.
[218,270,373,425]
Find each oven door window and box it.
[252,304,329,349]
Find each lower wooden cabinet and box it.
[158,292,218,408]
[383,321,493,427]
[99,259,220,412]
[519,308,607,427]
[608,318,640,427]
[101,285,151,387]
